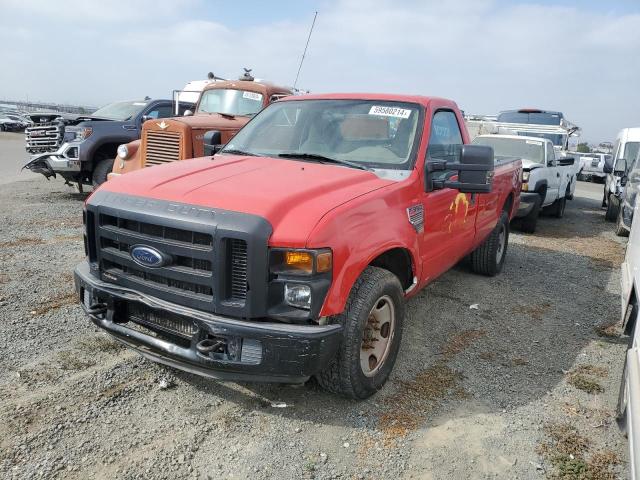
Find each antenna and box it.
[293,11,318,90]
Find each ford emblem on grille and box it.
[130,245,171,268]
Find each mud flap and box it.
[22,155,56,180]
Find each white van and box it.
[603,128,640,220]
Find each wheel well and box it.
[625,288,638,335]
[93,143,119,162]
[503,193,514,215]
[369,248,413,290]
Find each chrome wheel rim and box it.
[496,224,506,263]
[360,295,395,377]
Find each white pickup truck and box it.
[472,134,578,233]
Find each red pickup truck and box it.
[75,93,521,399]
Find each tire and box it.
[470,210,509,276]
[546,195,566,218]
[518,200,540,234]
[615,208,630,237]
[605,194,619,222]
[315,266,405,399]
[92,156,114,187]
[616,356,628,434]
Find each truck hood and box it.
[521,159,544,171]
[101,155,394,246]
[167,113,249,130]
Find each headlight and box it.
[75,127,93,141]
[522,170,530,182]
[117,144,129,159]
[270,249,332,275]
[284,284,312,309]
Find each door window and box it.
[144,105,174,119]
[426,110,463,181]
[546,142,556,165]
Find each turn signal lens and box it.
[316,252,332,273]
[285,251,314,273]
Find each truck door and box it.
[545,141,561,203]
[419,110,478,282]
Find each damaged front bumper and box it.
[74,261,343,383]
[23,142,81,179]
[515,192,541,218]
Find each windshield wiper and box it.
[209,111,235,119]
[220,148,259,156]
[277,153,370,171]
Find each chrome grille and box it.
[144,130,182,166]
[230,239,248,300]
[25,122,63,153]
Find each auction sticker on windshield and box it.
[243,91,262,101]
[526,140,543,145]
[369,105,412,119]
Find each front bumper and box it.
[515,192,541,218]
[23,142,82,178]
[74,261,343,383]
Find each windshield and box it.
[91,101,148,120]
[514,131,565,147]
[497,111,562,125]
[197,89,264,116]
[220,99,423,170]
[472,137,545,164]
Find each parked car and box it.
[604,127,640,220]
[22,99,194,190]
[75,93,522,398]
[472,134,577,233]
[108,71,292,180]
[614,152,640,237]
[616,175,640,476]
[577,152,612,182]
[0,116,23,131]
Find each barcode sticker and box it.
[526,140,543,145]
[242,91,262,101]
[369,105,412,119]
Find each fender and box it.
[531,178,548,193]
[305,179,424,317]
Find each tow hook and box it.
[86,303,108,316]
[196,338,226,354]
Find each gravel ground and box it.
[0,166,630,479]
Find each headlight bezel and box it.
[270,248,332,276]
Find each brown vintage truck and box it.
[108,74,292,180]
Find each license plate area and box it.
[127,303,198,340]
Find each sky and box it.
[0,0,638,143]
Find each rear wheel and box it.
[316,266,405,399]
[470,210,509,276]
[606,194,619,221]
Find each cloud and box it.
[0,0,638,141]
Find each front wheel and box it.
[615,208,630,237]
[316,266,405,399]
[92,157,114,187]
[470,210,509,276]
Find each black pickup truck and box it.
[23,99,194,190]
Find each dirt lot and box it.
[0,158,631,479]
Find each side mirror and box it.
[141,115,152,123]
[426,145,494,193]
[203,130,222,156]
[614,158,627,176]
[184,110,193,117]
[557,157,575,167]
[603,157,614,174]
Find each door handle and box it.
[557,173,560,177]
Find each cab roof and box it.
[280,92,459,109]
